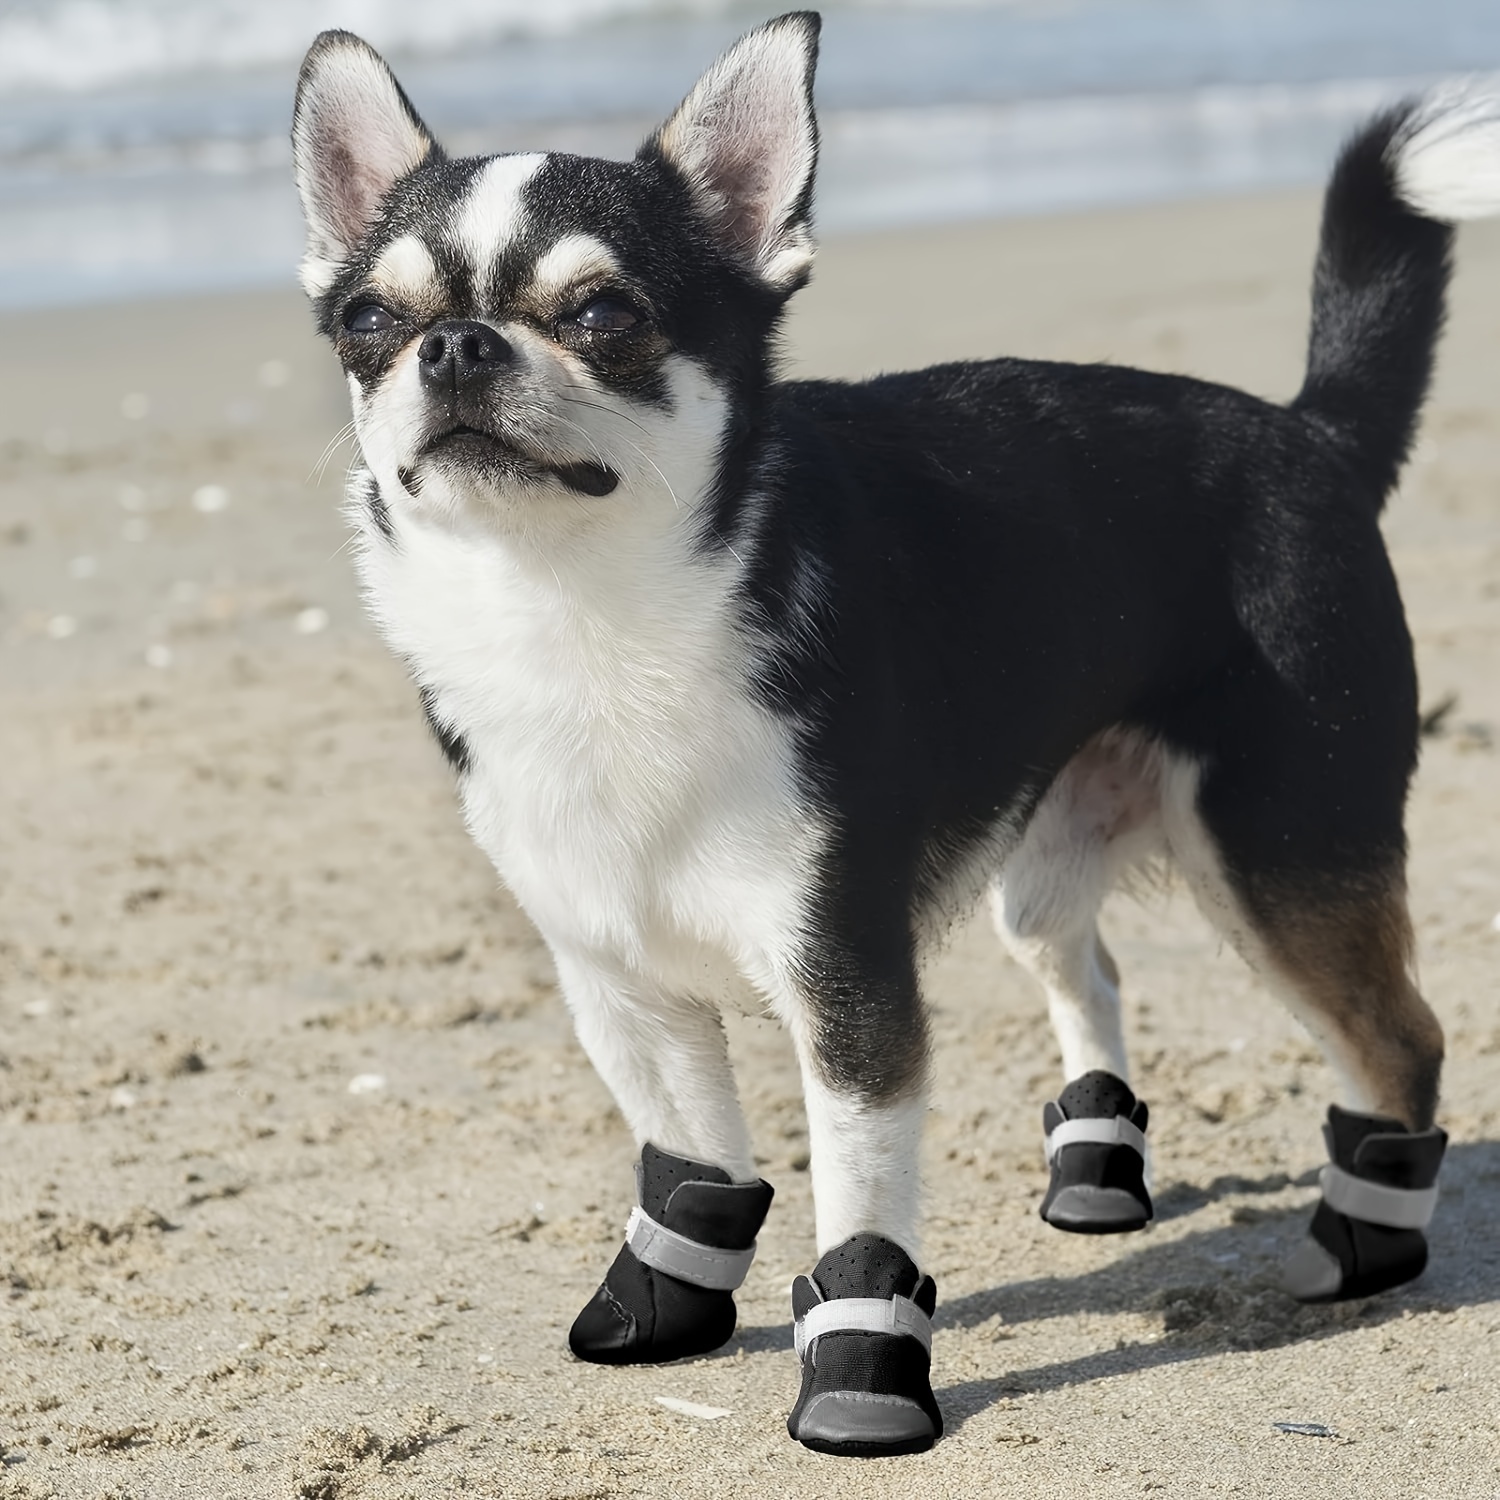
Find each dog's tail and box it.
[1293,82,1500,502]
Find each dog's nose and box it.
[418,319,512,389]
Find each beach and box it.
[1,191,1498,1498]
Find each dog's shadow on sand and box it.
[732,1139,1500,1431]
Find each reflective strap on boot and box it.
[1044,1114,1148,1165]
[1320,1164,1439,1230]
[623,1206,757,1290]
[794,1294,933,1363]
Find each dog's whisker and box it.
[547,411,617,477]
[559,388,657,441]
[308,420,358,485]
[556,400,686,514]
[324,530,360,564]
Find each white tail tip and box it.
[1391,79,1500,222]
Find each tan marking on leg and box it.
[1160,758,1442,1130]
[1249,869,1443,1130]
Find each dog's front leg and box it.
[779,970,944,1457]
[551,948,773,1365]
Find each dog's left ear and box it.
[643,11,820,292]
[292,30,442,297]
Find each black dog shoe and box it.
[569,1143,773,1364]
[787,1232,942,1457]
[1283,1105,1446,1303]
[1039,1069,1152,1233]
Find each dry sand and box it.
[1,191,1498,1499]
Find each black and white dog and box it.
[292,14,1498,1456]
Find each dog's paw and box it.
[1039,1070,1153,1234]
[787,1233,942,1457]
[568,1143,773,1365]
[569,1244,740,1364]
[1283,1106,1446,1303]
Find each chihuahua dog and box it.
[292,13,1498,1455]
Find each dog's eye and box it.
[574,297,640,332]
[346,304,398,334]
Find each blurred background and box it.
[4,0,1500,310]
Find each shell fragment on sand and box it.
[653,1396,732,1421]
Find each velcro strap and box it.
[1044,1114,1147,1165]
[1320,1165,1439,1230]
[624,1206,756,1290]
[794,1294,933,1363]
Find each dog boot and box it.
[1282,1105,1446,1303]
[569,1143,773,1364]
[787,1232,942,1457]
[1039,1069,1152,1233]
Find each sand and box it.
[1,190,1498,1499]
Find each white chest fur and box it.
[356,493,822,1010]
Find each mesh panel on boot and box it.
[804,1325,931,1399]
[638,1142,732,1219]
[1058,1069,1144,1126]
[812,1232,920,1301]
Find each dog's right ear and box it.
[644,12,821,292]
[292,31,441,298]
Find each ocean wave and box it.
[1,74,1483,308]
[0,0,750,94]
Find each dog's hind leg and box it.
[554,950,774,1366]
[994,912,1128,1083]
[991,731,1164,1234]
[1159,727,1447,1304]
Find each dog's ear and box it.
[292,30,442,297]
[643,11,820,292]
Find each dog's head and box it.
[292,13,820,534]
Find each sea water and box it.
[1,0,1498,308]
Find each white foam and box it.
[0,0,736,94]
[0,73,1481,312]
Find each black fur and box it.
[351,469,394,543]
[417,683,471,776]
[1294,106,1454,498]
[713,111,1452,1098]
[297,24,1457,1120]
[735,359,1408,1095]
